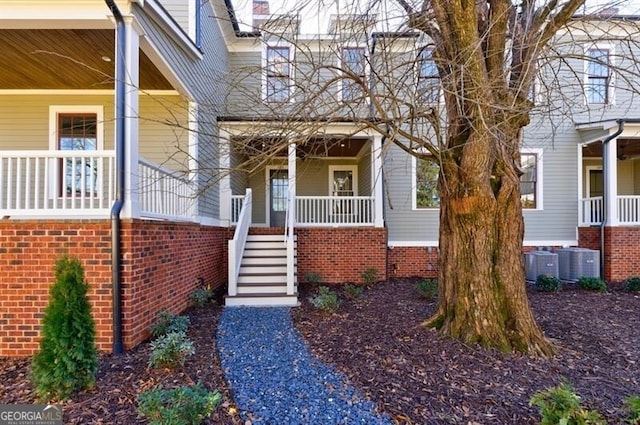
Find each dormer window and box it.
[265,46,292,103]
[585,47,613,104]
[417,47,440,104]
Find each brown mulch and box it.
[292,279,640,424]
[1,280,638,424]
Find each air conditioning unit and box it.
[557,248,600,280]
[524,251,559,281]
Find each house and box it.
[2,0,640,357]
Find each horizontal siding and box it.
[157,0,189,35]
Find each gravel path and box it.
[217,307,392,425]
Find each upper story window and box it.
[585,48,612,104]
[341,47,367,102]
[520,152,539,209]
[417,48,440,103]
[414,156,440,209]
[265,46,292,103]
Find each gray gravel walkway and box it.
[217,307,392,424]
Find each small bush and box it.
[624,277,640,293]
[344,284,364,299]
[535,274,563,292]
[305,272,323,284]
[137,383,222,425]
[578,277,607,292]
[415,278,438,299]
[361,267,378,285]
[308,286,341,313]
[190,287,215,307]
[148,332,195,369]
[529,383,605,425]
[625,395,640,425]
[30,256,98,402]
[150,311,190,339]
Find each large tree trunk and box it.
[426,131,555,357]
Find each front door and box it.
[270,169,288,227]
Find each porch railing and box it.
[618,196,640,225]
[138,159,195,220]
[228,189,252,297]
[579,196,640,225]
[230,195,245,224]
[296,196,375,226]
[0,150,115,217]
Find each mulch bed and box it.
[1,280,638,424]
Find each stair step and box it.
[225,293,299,307]
[242,256,288,266]
[245,241,296,250]
[247,234,297,242]
[237,283,291,294]
[238,274,286,284]
[240,265,288,274]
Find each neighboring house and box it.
[2,0,640,357]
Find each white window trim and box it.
[522,148,544,211]
[338,45,369,103]
[583,43,615,106]
[48,105,105,199]
[328,165,358,196]
[262,43,295,103]
[411,153,439,211]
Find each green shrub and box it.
[529,383,605,425]
[578,277,607,292]
[361,267,378,285]
[344,284,364,299]
[137,383,222,425]
[624,277,640,293]
[30,256,98,402]
[308,286,341,313]
[304,272,323,284]
[625,395,640,425]
[535,274,563,292]
[150,311,190,339]
[415,278,438,299]
[148,332,195,369]
[189,287,215,307]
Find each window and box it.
[585,48,611,104]
[341,47,366,102]
[415,157,440,208]
[417,48,440,103]
[520,153,538,209]
[265,46,291,102]
[58,114,98,195]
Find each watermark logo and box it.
[0,405,62,425]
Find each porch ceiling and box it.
[583,138,640,158]
[235,137,369,158]
[0,29,172,90]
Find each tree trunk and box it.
[426,132,555,357]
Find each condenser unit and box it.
[556,248,583,280]
[556,248,600,280]
[524,251,559,281]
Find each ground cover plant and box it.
[1,279,638,424]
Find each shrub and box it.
[30,256,98,402]
[625,395,640,425]
[415,278,438,299]
[150,311,190,339]
[624,277,640,293]
[529,383,605,425]
[344,284,364,299]
[137,383,222,425]
[305,272,323,284]
[578,277,607,292]
[190,287,215,307]
[148,332,195,369]
[535,274,563,292]
[361,267,378,285]
[308,286,341,313]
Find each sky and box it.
[232,0,640,35]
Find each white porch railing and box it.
[580,196,603,226]
[618,195,640,225]
[228,189,252,297]
[230,195,245,224]
[138,159,196,220]
[0,150,115,217]
[296,196,375,226]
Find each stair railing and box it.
[228,188,252,297]
[284,189,295,295]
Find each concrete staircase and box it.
[225,234,298,306]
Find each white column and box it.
[121,16,140,218]
[287,141,297,224]
[188,101,199,219]
[372,135,384,227]
[286,141,296,295]
[219,130,232,225]
[604,137,618,226]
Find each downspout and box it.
[599,119,624,281]
[105,0,126,354]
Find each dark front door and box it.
[270,169,288,227]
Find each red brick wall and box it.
[387,246,438,279]
[578,227,600,250]
[119,220,229,350]
[295,227,387,284]
[0,221,112,357]
[578,226,640,282]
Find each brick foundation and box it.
[579,226,640,283]
[387,246,438,279]
[0,219,228,357]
